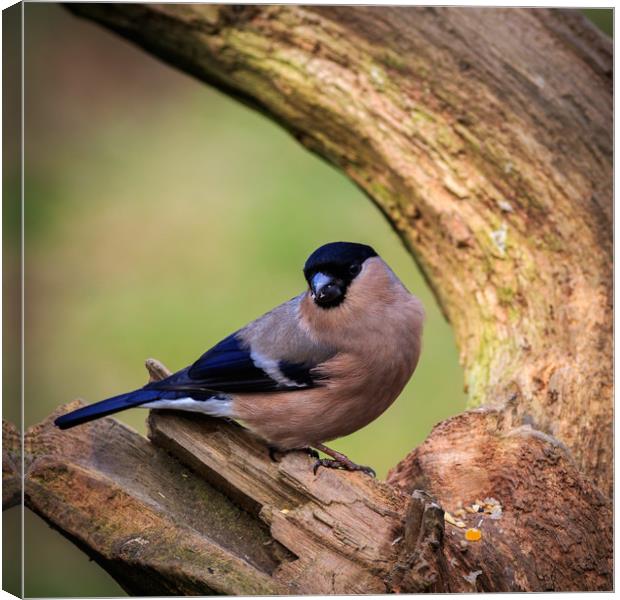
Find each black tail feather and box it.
[54,389,162,429]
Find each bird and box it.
[55,241,425,475]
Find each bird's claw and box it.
[360,464,377,478]
[313,458,339,474]
[269,445,373,475]
[312,457,376,477]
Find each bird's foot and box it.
[312,443,376,477]
[312,458,376,477]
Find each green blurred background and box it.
[4,4,612,597]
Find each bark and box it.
[12,383,612,593]
[387,407,612,591]
[7,5,613,595]
[21,401,285,596]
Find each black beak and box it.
[311,272,345,307]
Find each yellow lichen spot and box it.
[465,528,482,541]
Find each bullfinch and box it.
[55,242,425,475]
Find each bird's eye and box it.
[349,263,361,276]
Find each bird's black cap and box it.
[304,242,377,276]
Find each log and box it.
[19,403,408,594]
[147,411,406,594]
[20,402,284,595]
[13,357,612,593]
[13,384,611,593]
[6,5,613,594]
[19,360,412,594]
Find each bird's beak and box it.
[310,272,344,306]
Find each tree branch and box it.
[23,402,284,595]
[12,380,611,593]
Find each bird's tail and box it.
[54,389,163,430]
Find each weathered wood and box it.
[11,392,612,593]
[22,403,286,596]
[388,407,613,591]
[18,402,413,595]
[148,411,407,594]
[146,358,411,594]
[66,3,612,495]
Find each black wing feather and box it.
[147,333,319,395]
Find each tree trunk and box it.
[8,5,612,594]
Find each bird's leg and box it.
[312,444,376,477]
